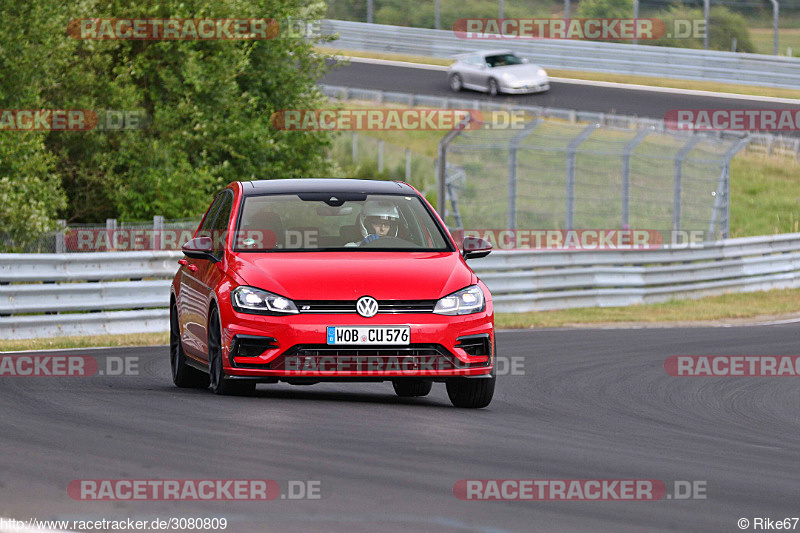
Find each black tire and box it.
[446,368,495,408]
[170,303,209,389]
[392,379,433,397]
[208,308,255,396]
[488,78,499,97]
[449,73,463,92]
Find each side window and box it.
[198,195,224,235]
[211,192,234,259]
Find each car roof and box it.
[240,179,416,196]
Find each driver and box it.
[357,201,400,245]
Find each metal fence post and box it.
[621,129,651,228]
[565,124,599,229]
[153,215,164,250]
[352,132,358,162]
[708,138,749,239]
[673,136,702,232]
[437,119,471,218]
[405,149,412,180]
[508,118,542,229]
[55,220,66,254]
[106,218,117,251]
[378,140,384,172]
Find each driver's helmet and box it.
[359,200,400,238]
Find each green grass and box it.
[496,287,800,328]
[750,28,800,56]
[0,332,169,352]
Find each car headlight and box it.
[231,286,299,315]
[433,285,485,315]
[537,68,547,78]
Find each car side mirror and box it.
[522,58,529,64]
[182,236,218,262]
[462,236,492,259]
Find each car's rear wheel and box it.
[449,73,463,92]
[208,308,255,396]
[392,379,433,397]
[170,303,209,389]
[488,78,499,97]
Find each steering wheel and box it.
[360,236,417,248]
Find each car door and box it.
[178,191,232,361]
[462,55,486,88]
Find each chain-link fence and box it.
[438,119,747,238]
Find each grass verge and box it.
[317,46,800,100]
[0,332,169,352]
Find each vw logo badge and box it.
[356,296,379,318]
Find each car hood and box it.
[229,252,474,300]
[493,64,545,79]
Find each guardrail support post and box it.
[621,128,651,228]
[565,123,599,229]
[405,149,412,180]
[673,136,702,233]
[508,118,542,229]
[378,140,384,172]
[352,132,358,162]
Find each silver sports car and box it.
[448,50,550,96]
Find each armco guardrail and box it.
[321,19,800,90]
[2,234,799,339]
[0,252,181,340]
[469,232,800,312]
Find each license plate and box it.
[327,326,410,345]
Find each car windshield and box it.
[234,193,452,251]
[486,53,523,67]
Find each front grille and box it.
[295,299,436,314]
[271,344,458,371]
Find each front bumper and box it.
[219,309,494,379]
[500,79,550,94]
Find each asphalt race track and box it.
[320,61,800,120]
[1,325,799,532]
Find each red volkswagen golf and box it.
[170,179,495,408]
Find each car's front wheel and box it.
[446,368,495,408]
[170,303,209,389]
[208,308,255,396]
[392,379,433,397]
[488,78,499,97]
[449,73,463,92]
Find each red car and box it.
[170,179,495,408]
